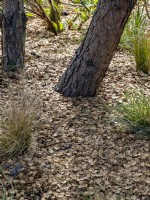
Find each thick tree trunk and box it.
[2,0,27,73]
[55,0,137,97]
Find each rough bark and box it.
[2,0,27,73]
[55,0,137,97]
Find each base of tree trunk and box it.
[55,0,137,97]
[2,0,27,73]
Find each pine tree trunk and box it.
[2,0,27,73]
[55,0,137,97]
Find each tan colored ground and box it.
[0,18,150,200]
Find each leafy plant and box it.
[116,90,150,138]
[68,0,98,30]
[24,0,63,35]
[0,87,39,158]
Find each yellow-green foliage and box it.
[25,0,63,35]
[116,90,150,138]
[133,34,150,74]
[120,3,150,74]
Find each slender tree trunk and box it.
[2,0,27,73]
[55,0,137,97]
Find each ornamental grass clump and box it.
[119,2,150,74]
[120,2,147,51]
[116,90,150,138]
[120,2,150,74]
[133,34,150,74]
[0,88,39,158]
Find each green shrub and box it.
[116,90,150,138]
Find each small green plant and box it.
[120,3,150,74]
[68,0,98,30]
[0,168,14,200]
[83,194,96,200]
[83,194,102,200]
[120,2,147,51]
[0,88,39,158]
[133,34,150,74]
[116,90,150,138]
[24,0,63,35]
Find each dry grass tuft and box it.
[0,86,40,158]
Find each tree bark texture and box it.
[2,0,27,73]
[55,0,137,97]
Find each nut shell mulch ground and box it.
[0,19,150,200]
